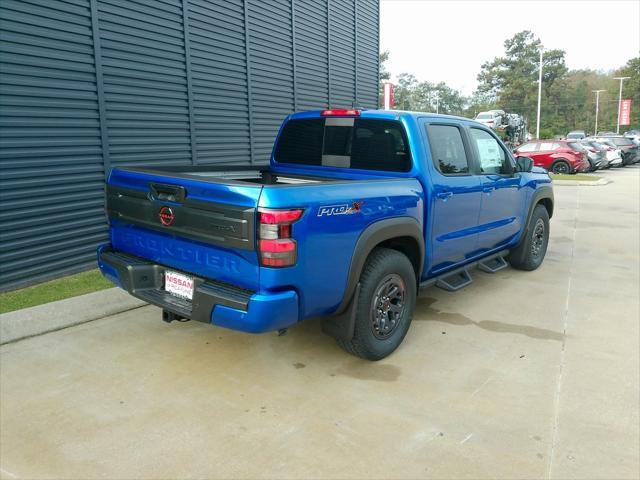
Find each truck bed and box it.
[119,165,340,186]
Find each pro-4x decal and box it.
[317,200,364,217]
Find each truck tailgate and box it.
[106,168,262,291]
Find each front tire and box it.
[508,204,550,271]
[336,248,416,360]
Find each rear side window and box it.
[274,118,411,172]
[273,119,323,166]
[426,124,469,174]
[517,143,538,153]
[611,137,633,146]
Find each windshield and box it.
[274,117,411,172]
[476,114,493,120]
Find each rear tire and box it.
[508,204,550,271]
[336,248,416,361]
[551,159,571,174]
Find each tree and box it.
[474,31,567,131]
[378,50,467,114]
[379,50,391,81]
[390,74,466,114]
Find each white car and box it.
[474,111,503,130]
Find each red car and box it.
[513,140,590,174]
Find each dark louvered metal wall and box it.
[0,0,380,290]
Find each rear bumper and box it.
[97,244,298,333]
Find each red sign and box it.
[383,82,394,109]
[620,99,632,126]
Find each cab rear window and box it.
[274,118,411,172]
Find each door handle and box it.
[483,186,495,193]
[436,191,453,200]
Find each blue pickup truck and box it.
[98,109,553,360]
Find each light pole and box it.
[536,47,543,139]
[433,91,440,114]
[592,90,606,136]
[613,76,630,134]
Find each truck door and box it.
[467,126,524,252]
[423,122,482,274]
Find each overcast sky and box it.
[380,0,640,95]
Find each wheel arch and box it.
[335,217,424,314]
[525,186,554,232]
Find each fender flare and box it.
[525,186,554,228]
[335,217,425,314]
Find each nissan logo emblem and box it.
[158,206,175,226]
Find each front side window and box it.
[470,128,509,174]
[426,124,469,174]
[274,118,411,172]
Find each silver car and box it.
[474,111,502,130]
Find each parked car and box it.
[474,111,502,130]
[593,135,639,165]
[624,129,640,138]
[624,130,640,147]
[579,139,609,170]
[567,130,586,140]
[583,140,622,168]
[513,140,590,173]
[98,109,554,360]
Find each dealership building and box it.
[0,0,380,290]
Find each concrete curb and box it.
[0,288,147,345]
[552,178,611,187]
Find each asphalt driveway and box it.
[1,167,638,480]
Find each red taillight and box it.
[259,209,302,224]
[320,109,360,116]
[258,208,303,267]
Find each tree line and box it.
[380,31,639,137]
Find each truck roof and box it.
[287,109,475,124]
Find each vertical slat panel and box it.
[328,0,355,107]
[356,0,379,108]
[246,0,294,164]
[0,0,107,289]
[97,0,191,167]
[182,0,198,165]
[0,0,380,290]
[188,0,251,165]
[294,0,329,111]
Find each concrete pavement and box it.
[1,167,638,479]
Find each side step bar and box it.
[435,270,472,292]
[478,255,508,273]
[420,250,509,294]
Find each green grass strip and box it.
[0,269,113,314]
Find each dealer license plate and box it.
[164,270,194,300]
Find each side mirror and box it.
[516,156,534,172]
